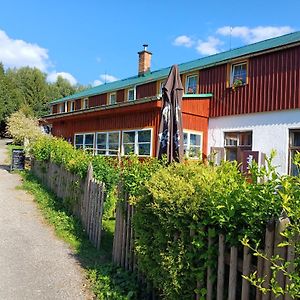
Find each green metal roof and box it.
[51,31,300,104]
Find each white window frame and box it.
[59,103,65,113]
[185,74,198,94]
[96,131,121,156]
[74,133,95,153]
[289,129,300,176]
[122,128,153,157]
[70,101,75,112]
[109,92,116,105]
[127,87,136,101]
[158,80,166,97]
[74,134,84,149]
[83,98,89,109]
[230,61,247,86]
[183,130,203,159]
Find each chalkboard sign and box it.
[11,149,25,170]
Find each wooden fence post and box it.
[217,234,225,300]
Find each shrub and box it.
[6,110,45,145]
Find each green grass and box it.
[19,171,140,300]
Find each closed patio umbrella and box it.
[157,64,184,163]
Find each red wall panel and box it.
[136,81,157,99]
[201,46,300,117]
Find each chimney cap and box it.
[142,44,148,51]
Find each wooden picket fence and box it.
[112,198,295,300]
[31,160,105,249]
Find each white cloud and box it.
[217,26,295,43]
[47,71,77,85]
[196,36,223,55]
[173,35,195,48]
[92,74,118,86]
[0,29,50,71]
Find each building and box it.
[45,32,300,175]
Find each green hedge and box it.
[30,137,300,299]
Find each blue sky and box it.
[0,0,299,86]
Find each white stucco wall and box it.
[208,109,300,174]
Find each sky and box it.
[0,0,299,87]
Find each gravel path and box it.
[0,139,93,300]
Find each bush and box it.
[6,110,44,145]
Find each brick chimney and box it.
[138,44,152,76]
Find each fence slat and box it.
[242,245,251,300]
[271,216,290,300]
[262,222,275,300]
[206,235,213,300]
[228,246,238,300]
[217,234,225,300]
[256,255,264,300]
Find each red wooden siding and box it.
[49,97,210,157]
[117,90,125,103]
[89,95,101,107]
[136,81,157,99]
[200,46,300,117]
[75,99,81,110]
[52,104,58,114]
[99,94,107,105]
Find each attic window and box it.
[109,93,116,105]
[185,74,198,94]
[230,61,248,87]
[127,88,136,101]
[83,98,89,109]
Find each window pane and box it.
[225,133,238,146]
[290,150,300,176]
[292,132,300,147]
[128,89,135,101]
[226,148,237,161]
[97,150,106,155]
[239,132,252,146]
[190,134,201,146]
[186,75,198,94]
[97,133,106,145]
[183,133,188,145]
[85,134,94,145]
[110,93,116,104]
[123,132,135,143]
[75,135,84,145]
[138,130,151,143]
[108,132,119,144]
[124,144,134,155]
[138,143,150,156]
[189,146,201,158]
[232,63,247,84]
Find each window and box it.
[183,131,202,158]
[122,129,152,156]
[75,134,84,149]
[70,101,75,112]
[289,130,300,175]
[224,131,252,162]
[59,103,65,113]
[83,98,89,109]
[109,93,116,105]
[185,74,198,94]
[231,62,247,86]
[96,131,120,156]
[74,133,95,152]
[127,88,136,101]
[158,80,166,96]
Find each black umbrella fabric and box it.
[157,64,184,163]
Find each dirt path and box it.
[0,139,92,300]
